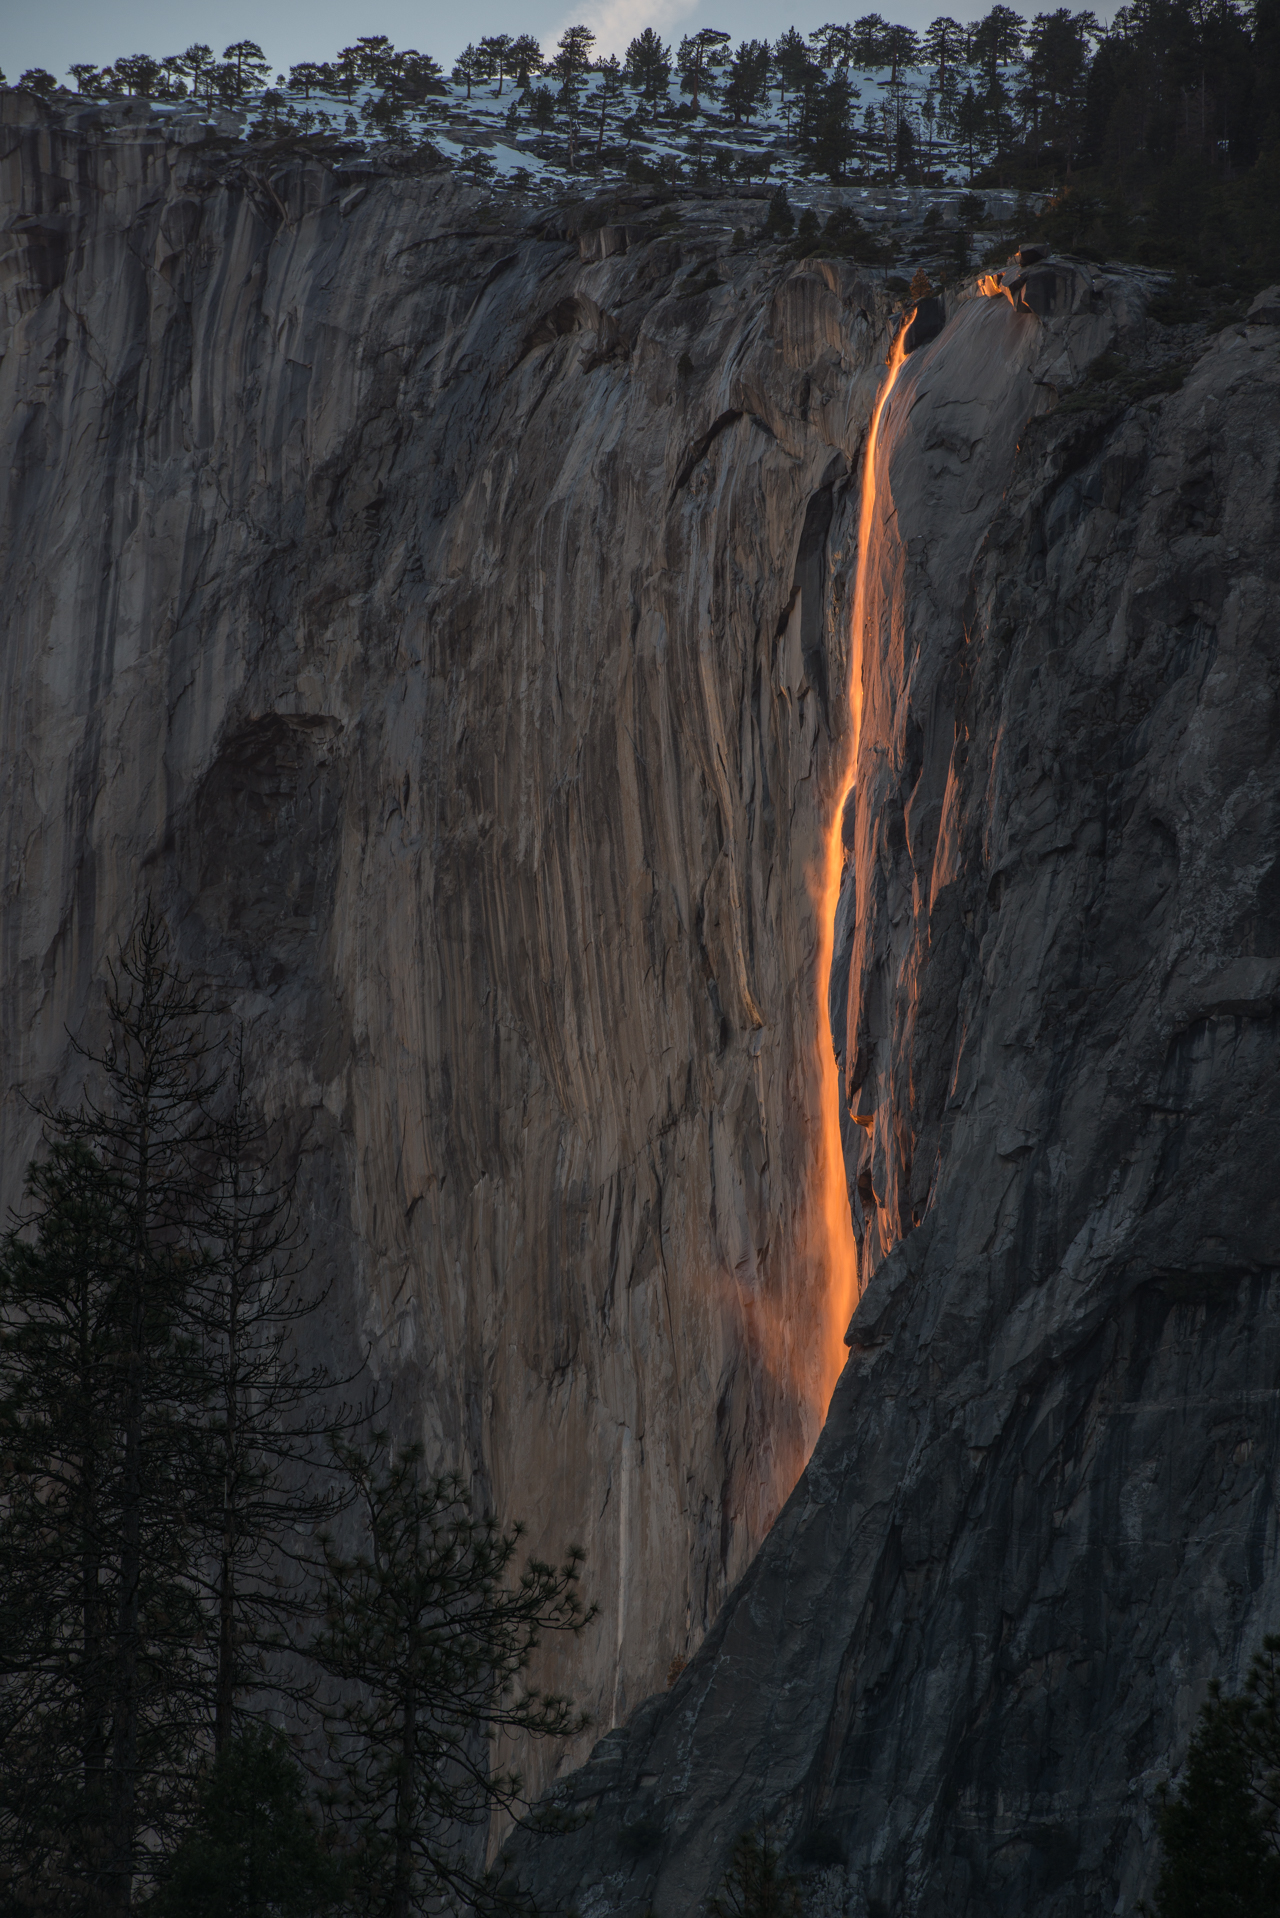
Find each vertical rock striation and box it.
[7,94,1280,1910]
[515,270,1280,1911]
[0,95,888,1769]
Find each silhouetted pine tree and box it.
[1153,1639,1280,1916]
[0,911,221,1912]
[311,1436,596,1918]
[150,1726,342,1917]
[0,912,357,1911]
[192,1038,357,1753]
[624,28,672,113]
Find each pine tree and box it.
[150,1726,342,1917]
[209,63,244,107]
[333,47,363,102]
[1019,9,1097,160]
[808,75,859,177]
[970,4,1025,87]
[508,36,543,88]
[192,1040,357,1754]
[223,41,270,93]
[176,44,216,102]
[0,911,220,1913]
[146,59,186,101]
[112,56,162,97]
[1153,1639,1280,1916]
[353,36,394,82]
[624,28,672,114]
[0,911,353,1911]
[397,52,446,104]
[252,89,286,132]
[677,28,731,111]
[952,81,987,176]
[452,44,482,99]
[549,24,595,119]
[723,40,772,122]
[288,63,327,99]
[478,34,514,93]
[808,23,856,72]
[851,12,891,67]
[0,1144,135,1910]
[772,29,810,100]
[595,54,624,152]
[923,15,966,90]
[310,1437,596,1918]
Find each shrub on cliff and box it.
[708,1829,801,1918]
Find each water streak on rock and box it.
[811,314,914,1404]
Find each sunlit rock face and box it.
[0,95,895,1779]
[515,273,1280,1911]
[8,92,1280,1913]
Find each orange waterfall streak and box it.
[810,314,915,1413]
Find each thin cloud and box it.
[554,0,701,60]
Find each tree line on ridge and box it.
[6,1,1278,292]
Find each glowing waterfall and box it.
[810,314,915,1413]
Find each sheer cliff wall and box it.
[7,95,1280,1912]
[0,99,891,1762]
[516,265,1280,1912]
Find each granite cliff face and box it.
[0,95,888,1770]
[516,264,1280,1911]
[4,92,1280,1914]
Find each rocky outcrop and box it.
[0,97,895,1777]
[513,273,1280,1909]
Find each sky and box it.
[4,0,959,89]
